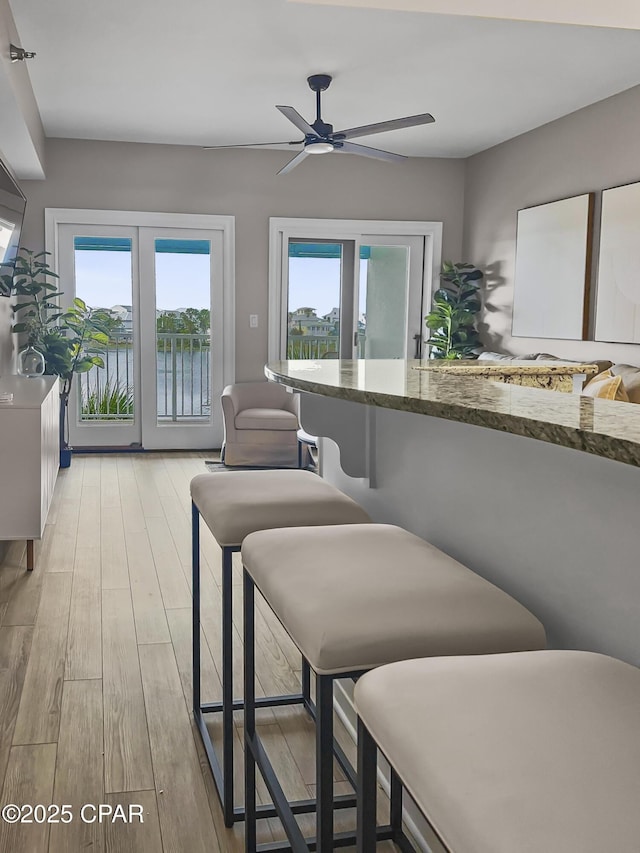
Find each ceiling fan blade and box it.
[276,105,317,136]
[336,141,406,163]
[277,149,311,176]
[336,113,435,141]
[203,141,302,150]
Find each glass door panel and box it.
[153,239,211,424]
[358,236,425,359]
[58,224,141,448]
[75,237,135,423]
[287,242,342,359]
[139,228,224,449]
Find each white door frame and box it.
[45,208,235,448]
[268,217,443,361]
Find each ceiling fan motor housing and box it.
[307,74,332,92]
[309,121,334,138]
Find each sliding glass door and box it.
[275,226,429,360]
[56,220,229,449]
[358,235,425,359]
[282,234,424,359]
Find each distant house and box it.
[288,308,335,337]
[110,304,133,336]
[323,307,340,326]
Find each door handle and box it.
[413,333,422,359]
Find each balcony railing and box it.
[79,331,211,422]
[286,334,366,359]
[157,333,210,421]
[78,331,366,426]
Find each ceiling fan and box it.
[204,74,435,175]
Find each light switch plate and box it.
[249,314,259,328]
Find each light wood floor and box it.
[0,453,394,853]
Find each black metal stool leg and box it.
[192,502,201,715]
[222,546,235,827]
[390,766,403,839]
[357,718,378,853]
[316,675,334,852]
[192,520,310,826]
[243,569,257,853]
[302,658,311,710]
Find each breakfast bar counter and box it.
[265,358,640,680]
[266,358,640,468]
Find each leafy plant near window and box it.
[82,379,134,418]
[1,249,114,461]
[425,261,484,359]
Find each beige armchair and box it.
[221,381,305,468]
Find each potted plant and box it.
[1,249,113,467]
[425,261,484,359]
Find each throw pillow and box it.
[610,365,640,404]
[582,370,630,401]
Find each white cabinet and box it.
[0,376,59,566]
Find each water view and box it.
[74,238,214,424]
[79,310,211,422]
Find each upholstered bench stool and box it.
[189,469,370,826]
[241,523,546,852]
[354,650,640,853]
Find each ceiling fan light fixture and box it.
[305,141,334,154]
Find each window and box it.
[269,218,442,361]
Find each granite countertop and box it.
[416,359,600,376]
[265,359,640,468]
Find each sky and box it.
[289,257,368,317]
[74,250,211,311]
[288,258,340,316]
[73,249,367,319]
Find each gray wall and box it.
[17,138,465,381]
[321,404,640,669]
[464,83,640,367]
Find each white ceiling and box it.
[288,0,640,31]
[9,0,640,158]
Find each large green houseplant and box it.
[425,261,484,359]
[1,249,113,467]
